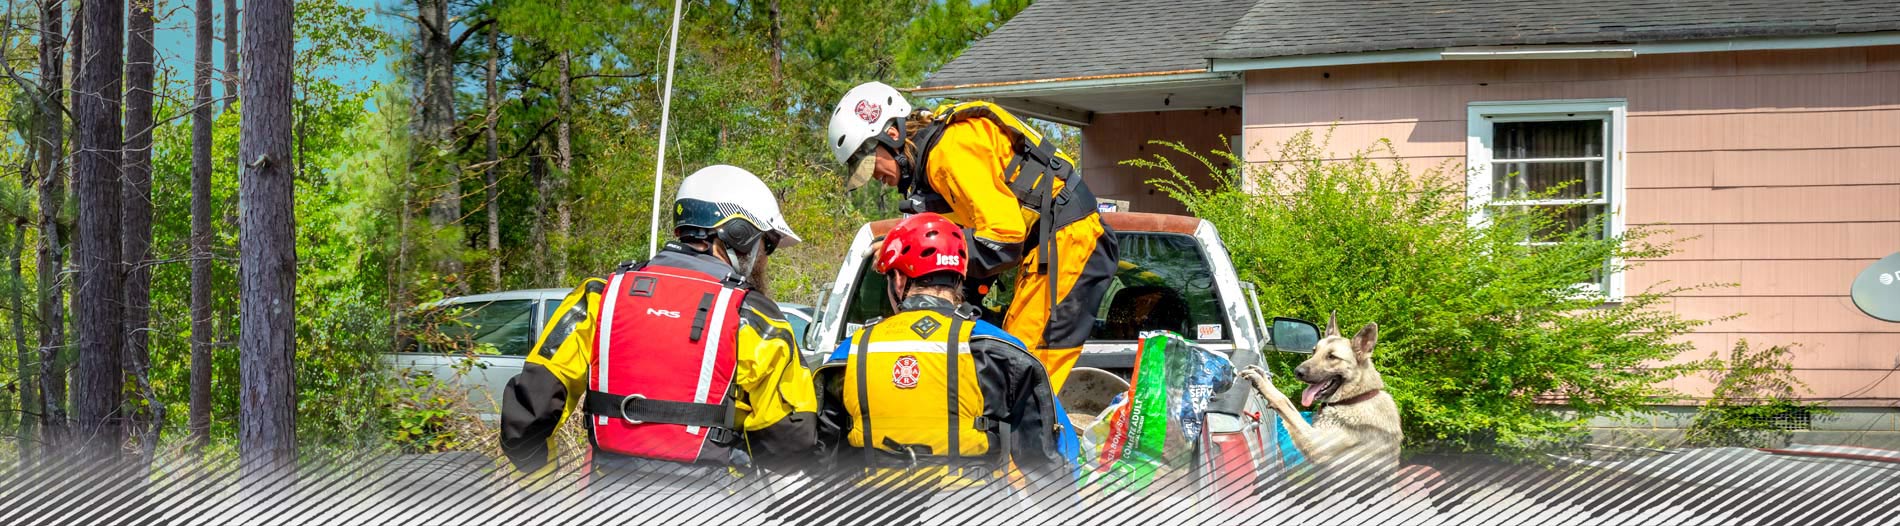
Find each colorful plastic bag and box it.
[1085,331,1235,492]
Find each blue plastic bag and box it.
[1272,411,1315,468]
[1161,333,1234,446]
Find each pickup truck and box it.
[804,212,1321,499]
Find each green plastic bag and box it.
[1087,331,1184,492]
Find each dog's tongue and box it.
[1301,382,1327,407]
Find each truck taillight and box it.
[1208,430,1259,507]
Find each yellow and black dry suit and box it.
[815,295,1065,488]
[499,243,818,478]
[904,101,1119,395]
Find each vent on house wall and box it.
[1745,408,1814,431]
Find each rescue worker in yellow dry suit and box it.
[829,82,1119,395]
[499,165,818,498]
[796,213,1076,523]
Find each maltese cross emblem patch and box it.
[892,355,921,389]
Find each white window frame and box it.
[1467,99,1628,301]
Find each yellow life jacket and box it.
[905,101,1096,231]
[841,308,1007,466]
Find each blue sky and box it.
[149,0,399,101]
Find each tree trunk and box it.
[223,0,238,107]
[124,0,159,464]
[768,0,785,174]
[483,25,500,288]
[417,0,463,292]
[190,0,216,453]
[216,0,239,355]
[63,0,81,446]
[12,149,34,463]
[35,0,68,455]
[768,0,782,92]
[73,0,126,463]
[238,0,297,480]
[553,52,571,286]
[528,143,547,284]
[294,81,305,180]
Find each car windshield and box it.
[409,299,539,356]
[840,231,1227,344]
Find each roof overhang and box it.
[910,70,1242,127]
[871,211,1200,237]
[1209,31,1900,72]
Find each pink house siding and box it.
[1240,47,1900,405]
[1083,109,1242,215]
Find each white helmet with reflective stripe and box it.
[674,165,801,249]
[828,81,913,169]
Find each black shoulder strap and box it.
[854,321,879,469]
[906,120,948,194]
[944,315,965,466]
[898,120,956,216]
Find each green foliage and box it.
[0,0,1044,457]
[384,357,488,454]
[1684,340,1829,448]
[142,0,401,452]
[1128,131,1721,456]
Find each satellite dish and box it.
[1851,251,1900,323]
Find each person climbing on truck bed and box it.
[827,81,1119,396]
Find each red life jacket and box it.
[584,259,751,463]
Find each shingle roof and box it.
[1208,0,1900,59]
[917,0,1259,89]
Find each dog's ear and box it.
[1326,310,1340,338]
[1352,322,1379,361]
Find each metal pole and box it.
[648,0,686,258]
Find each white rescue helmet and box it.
[673,165,802,249]
[828,82,913,168]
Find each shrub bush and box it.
[1128,131,1722,455]
[1684,340,1829,448]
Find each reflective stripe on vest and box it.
[843,309,992,459]
[688,287,737,435]
[596,272,626,427]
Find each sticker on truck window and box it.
[1197,324,1222,340]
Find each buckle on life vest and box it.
[881,437,924,468]
[953,303,983,321]
[618,393,648,425]
[585,390,745,430]
[708,426,742,448]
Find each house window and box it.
[1467,99,1627,300]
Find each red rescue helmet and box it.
[876,213,967,280]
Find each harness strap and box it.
[583,390,748,432]
[945,315,965,465]
[1041,178,1057,343]
[997,418,1013,470]
[854,320,880,470]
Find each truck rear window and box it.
[840,231,1227,343]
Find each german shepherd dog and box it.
[1241,312,1402,492]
